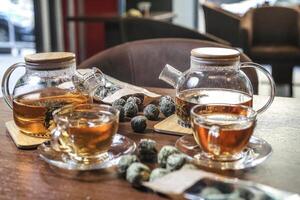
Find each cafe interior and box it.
[0,0,300,199]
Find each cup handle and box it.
[240,62,276,114]
[207,125,221,156]
[1,62,26,109]
[50,126,64,152]
[51,124,73,153]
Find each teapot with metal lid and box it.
[159,47,276,127]
[1,52,106,138]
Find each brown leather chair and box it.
[241,6,300,96]
[79,38,258,93]
[104,17,230,48]
[202,2,242,47]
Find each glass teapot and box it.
[159,47,276,127]
[1,52,105,138]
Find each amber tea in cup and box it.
[191,104,257,161]
[52,104,119,164]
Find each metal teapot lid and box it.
[25,52,76,70]
[191,47,240,66]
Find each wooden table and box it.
[0,87,300,199]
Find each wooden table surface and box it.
[0,87,300,199]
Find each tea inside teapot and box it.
[175,88,253,127]
[159,47,275,127]
[13,87,89,137]
[2,52,90,138]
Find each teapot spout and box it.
[159,64,183,88]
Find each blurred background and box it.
[0,0,299,97]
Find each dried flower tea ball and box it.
[113,105,125,122]
[149,168,170,182]
[159,95,174,106]
[160,100,175,117]
[117,155,138,175]
[158,145,180,168]
[131,116,147,132]
[181,163,197,170]
[96,87,108,99]
[143,104,160,121]
[127,96,143,111]
[235,188,268,200]
[112,98,126,107]
[124,102,138,118]
[166,153,187,171]
[108,85,121,93]
[137,139,157,162]
[127,96,142,105]
[200,187,222,198]
[201,192,244,200]
[126,162,150,186]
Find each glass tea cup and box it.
[51,104,119,164]
[190,104,257,161]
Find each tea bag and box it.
[143,169,300,200]
[73,68,161,105]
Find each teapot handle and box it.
[1,63,26,109]
[240,62,276,114]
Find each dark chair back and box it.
[104,17,230,48]
[251,6,299,45]
[79,38,258,93]
[202,2,242,47]
[241,6,300,96]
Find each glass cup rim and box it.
[190,103,257,123]
[52,103,120,123]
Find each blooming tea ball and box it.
[234,188,268,200]
[159,95,174,106]
[201,191,244,200]
[137,139,157,162]
[126,162,150,186]
[117,155,138,175]
[181,163,198,170]
[131,116,147,132]
[160,100,175,117]
[143,104,160,121]
[200,187,222,198]
[149,168,170,182]
[112,98,126,107]
[158,145,180,168]
[124,102,138,118]
[166,153,187,171]
[127,96,143,111]
[113,105,125,122]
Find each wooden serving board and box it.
[154,115,193,136]
[5,121,49,149]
